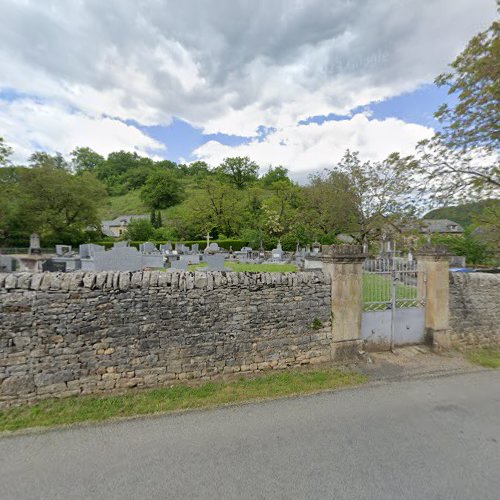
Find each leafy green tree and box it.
[141,170,184,209]
[70,147,104,174]
[261,166,291,186]
[124,219,155,241]
[17,166,107,245]
[398,21,499,204]
[218,157,259,189]
[29,151,69,170]
[435,20,499,153]
[0,136,13,167]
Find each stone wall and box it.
[449,272,500,349]
[0,271,332,406]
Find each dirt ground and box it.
[352,345,483,381]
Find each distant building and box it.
[420,219,464,235]
[101,215,149,238]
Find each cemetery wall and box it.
[448,272,500,349]
[0,271,332,406]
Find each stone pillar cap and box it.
[416,244,450,259]
[321,244,367,263]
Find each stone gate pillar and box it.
[322,245,367,360]
[417,245,450,350]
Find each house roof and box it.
[420,219,464,233]
[102,214,149,227]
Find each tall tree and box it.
[218,157,259,189]
[70,147,104,174]
[0,136,13,167]
[141,169,184,209]
[401,21,499,204]
[29,151,69,170]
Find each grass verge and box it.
[467,348,500,368]
[189,262,298,272]
[0,369,366,433]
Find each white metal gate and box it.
[362,258,426,349]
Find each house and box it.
[420,219,464,235]
[101,214,149,238]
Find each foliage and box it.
[0,369,367,432]
[429,231,491,265]
[424,199,500,229]
[218,156,259,189]
[124,219,155,241]
[434,21,499,153]
[70,147,104,174]
[29,151,69,170]
[141,169,184,209]
[0,165,107,246]
[0,136,13,167]
[397,21,500,204]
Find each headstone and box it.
[0,255,15,272]
[449,255,466,267]
[139,242,158,254]
[160,242,173,254]
[205,242,220,254]
[169,259,188,271]
[271,242,283,262]
[79,243,105,258]
[29,233,41,254]
[55,245,72,256]
[191,244,199,253]
[205,254,226,271]
[93,246,142,271]
[42,259,67,272]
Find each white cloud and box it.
[0,99,165,164]
[193,114,434,179]
[0,0,496,138]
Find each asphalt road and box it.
[1,371,499,500]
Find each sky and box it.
[0,0,497,181]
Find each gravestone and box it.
[55,245,72,256]
[139,242,158,254]
[271,242,283,262]
[142,254,164,268]
[191,244,199,253]
[169,259,188,271]
[205,242,220,254]
[42,259,67,272]
[29,233,41,255]
[0,255,15,272]
[93,246,142,271]
[79,243,105,258]
[205,254,226,271]
[160,242,173,254]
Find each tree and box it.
[316,151,414,243]
[124,219,155,241]
[400,21,500,204]
[261,166,291,186]
[218,157,259,189]
[140,169,184,209]
[17,166,107,245]
[0,136,13,167]
[70,147,104,174]
[29,151,69,170]
[435,20,499,153]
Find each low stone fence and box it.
[449,272,500,349]
[0,271,332,407]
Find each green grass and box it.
[363,272,419,308]
[189,262,298,273]
[467,348,500,368]
[98,190,149,219]
[0,369,366,433]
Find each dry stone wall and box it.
[449,272,500,349]
[0,270,332,406]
